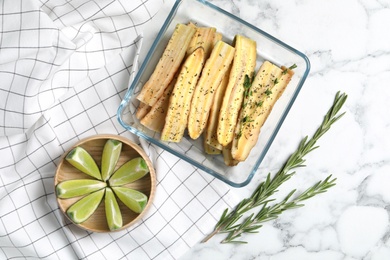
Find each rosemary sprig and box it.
[201,91,347,244]
[221,175,336,243]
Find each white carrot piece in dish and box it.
[187,40,235,140]
[140,74,178,132]
[217,35,257,146]
[137,23,196,107]
[186,26,217,60]
[136,102,151,120]
[161,47,205,142]
[231,61,294,162]
[204,63,231,150]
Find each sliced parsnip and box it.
[204,136,222,155]
[137,23,196,106]
[222,143,239,166]
[217,35,257,146]
[213,32,223,46]
[231,61,294,161]
[187,41,235,140]
[187,22,197,28]
[136,102,151,120]
[204,63,231,150]
[208,33,224,148]
[140,74,177,132]
[187,26,217,60]
[160,47,205,142]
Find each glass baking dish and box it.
[117,0,310,187]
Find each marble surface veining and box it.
[181,0,390,259]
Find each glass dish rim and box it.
[117,0,311,187]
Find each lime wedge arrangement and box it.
[56,179,106,199]
[105,187,123,231]
[66,189,105,224]
[57,138,151,231]
[109,157,149,186]
[112,186,148,214]
[66,146,102,180]
[101,139,122,181]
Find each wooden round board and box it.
[54,134,156,232]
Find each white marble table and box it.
[181,0,390,259]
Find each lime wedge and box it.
[109,157,149,186]
[66,146,102,180]
[66,189,105,224]
[56,179,106,199]
[101,139,122,181]
[104,187,123,231]
[112,186,148,214]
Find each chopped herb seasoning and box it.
[255,101,263,107]
[265,89,272,96]
[242,116,254,124]
[282,64,298,75]
[242,74,254,108]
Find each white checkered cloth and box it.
[0,0,237,259]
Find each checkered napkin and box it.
[0,0,238,259]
